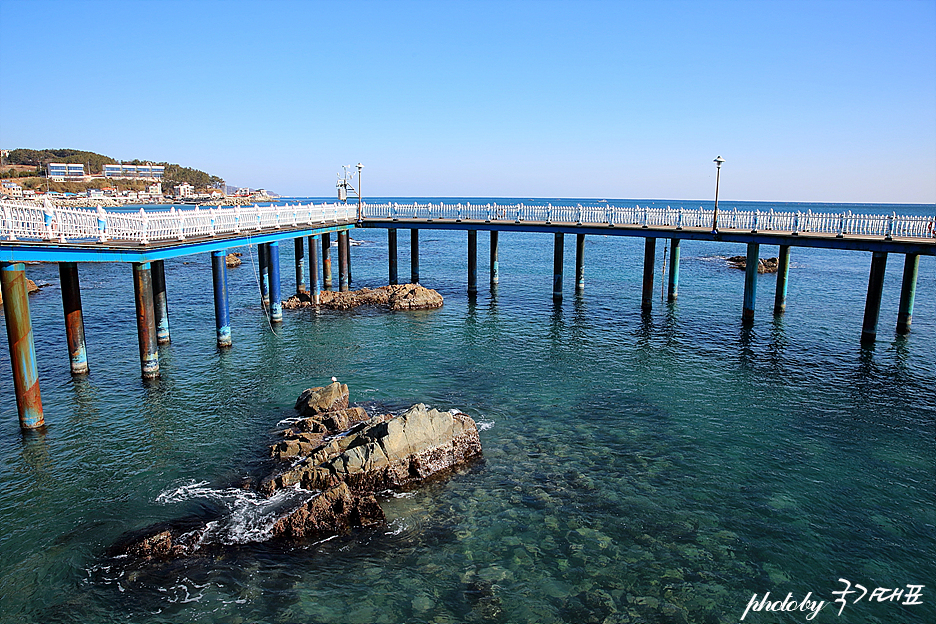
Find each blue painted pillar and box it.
[211,250,232,347]
[388,229,398,285]
[468,230,478,295]
[411,229,420,284]
[575,233,585,293]
[667,239,680,302]
[295,238,307,294]
[742,242,760,321]
[268,241,283,323]
[490,231,500,286]
[151,259,170,344]
[1,262,44,429]
[59,262,89,374]
[338,231,350,292]
[308,235,320,304]
[132,262,159,378]
[896,253,919,334]
[553,232,564,301]
[258,243,270,308]
[774,245,791,315]
[641,238,656,311]
[321,233,333,290]
[861,252,888,343]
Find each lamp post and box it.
[356,163,363,222]
[711,155,725,234]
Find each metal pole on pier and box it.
[667,239,680,302]
[308,235,320,304]
[1,262,44,429]
[641,238,656,311]
[861,252,888,343]
[268,242,283,322]
[211,250,232,347]
[468,230,478,295]
[575,233,585,293]
[132,262,159,379]
[59,262,89,374]
[321,233,333,290]
[388,229,398,285]
[151,259,170,344]
[742,243,760,321]
[896,253,919,334]
[338,231,350,292]
[774,245,791,315]
[258,243,270,308]
[411,229,420,284]
[553,232,564,301]
[712,156,725,234]
[490,231,500,286]
[295,238,307,294]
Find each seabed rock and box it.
[282,283,443,311]
[225,252,242,268]
[726,255,779,273]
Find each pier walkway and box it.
[1,199,933,429]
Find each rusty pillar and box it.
[1,262,44,429]
[132,262,159,378]
[58,262,89,375]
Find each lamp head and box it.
[357,163,363,171]
[714,156,725,168]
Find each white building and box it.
[174,183,194,198]
[2,181,23,198]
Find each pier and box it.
[1,199,933,430]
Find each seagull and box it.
[331,376,337,382]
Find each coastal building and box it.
[47,163,86,181]
[146,182,162,196]
[102,163,165,180]
[174,183,194,198]
[1,181,23,198]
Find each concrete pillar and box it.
[666,239,680,302]
[896,253,919,335]
[774,245,791,315]
[211,250,232,347]
[268,241,283,322]
[411,229,420,284]
[58,262,89,374]
[641,238,656,311]
[468,230,478,295]
[575,233,585,293]
[861,252,888,343]
[388,228,398,285]
[321,233,332,290]
[490,231,499,285]
[308,235,320,304]
[742,242,760,321]
[553,232,564,301]
[338,231,350,292]
[132,262,159,379]
[151,259,170,344]
[258,243,270,307]
[295,237,307,294]
[1,262,44,429]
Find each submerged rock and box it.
[225,252,242,268]
[726,255,779,273]
[0,278,40,306]
[282,283,443,311]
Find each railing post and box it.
[212,250,232,347]
[1,262,44,428]
[4,204,15,240]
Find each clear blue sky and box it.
[1,0,934,202]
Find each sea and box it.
[1,198,933,624]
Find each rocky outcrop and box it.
[270,481,385,540]
[0,278,40,306]
[282,284,443,311]
[727,255,779,273]
[226,252,242,267]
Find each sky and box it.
[1,0,934,203]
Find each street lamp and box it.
[711,155,725,234]
[356,163,363,222]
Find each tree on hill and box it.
[7,148,116,173]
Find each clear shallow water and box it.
[1,199,933,624]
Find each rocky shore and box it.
[108,380,482,563]
[283,284,444,311]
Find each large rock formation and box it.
[726,255,779,273]
[282,284,443,311]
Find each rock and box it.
[726,256,779,273]
[226,252,242,268]
[281,284,443,311]
[0,278,40,306]
[270,481,385,540]
[295,381,349,416]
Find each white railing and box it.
[0,199,933,244]
[0,200,357,244]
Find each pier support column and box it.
[321,233,332,290]
[132,262,159,379]
[553,232,564,301]
[268,242,282,322]
[59,262,89,375]
[211,250,232,347]
[295,238,306,294]
[388,229,398,285]
[742,242,760,321]
[896,253,919,335]
[666,239,680,302]
[641,238,656,311]
[308,235,320,304]
[861,252,888,343]
[575,233,585,293]
[774,245,791,315]
[1,262,44,429]
[151,259,170,344]
[258,243,270,308]
[411,229,420,284]
[490,231,499,286]
[338,231,350,292]
[468,230,478,295]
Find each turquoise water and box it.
[1,199,933,624]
